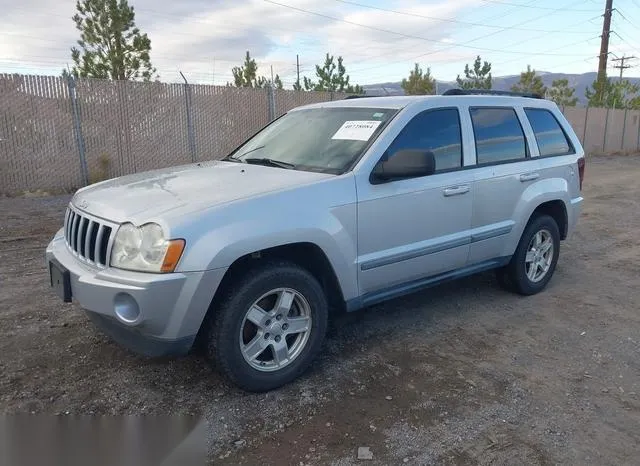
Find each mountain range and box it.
[362,72,640,106]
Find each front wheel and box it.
[206,261,328,392]
[497,214,560,296]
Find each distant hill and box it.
[362,72,640,106]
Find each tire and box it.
[499,214,561,296]
[206,260,328,392]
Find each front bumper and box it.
[45,228,227,357]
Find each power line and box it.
[330,0,594,34]
[263,0,593,57]
[3,5,423,69]
[611,31,640,56]
[614,7,635,25]
[1,1,609,87]
[476,0,599,10]
[492,35,601,68]
[611,12,640,55]
[291,0,539,72]
[346,0,596,74]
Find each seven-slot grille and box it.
[63,206,114,266]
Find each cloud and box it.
[0,0,486,83]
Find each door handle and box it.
[443,185,470,197]
[519,172,540,182]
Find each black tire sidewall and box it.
[510,215,560,295]
[210,262,328,392]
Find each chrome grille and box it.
[63,206,114,266]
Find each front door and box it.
[355,107,474,296]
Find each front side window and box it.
[525,108,573,156]
[470,107,527,164]
[385,108,463,172]
[229,107,396,173]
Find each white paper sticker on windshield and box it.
[331,120,382,141]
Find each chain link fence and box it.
[0,74,345,195]
[1,73,639,195]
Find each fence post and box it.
[67,75,89,186]
[602,107,610,153]
[180,72,197,163]
[620,108,627,151]
[582,106,589,147]
[637,112,640,152]
[267,84,276,121]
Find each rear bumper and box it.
[567,196,584,238]
[45,228,227,357]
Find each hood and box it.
[71,160,333,223]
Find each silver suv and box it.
[46,90,585,391]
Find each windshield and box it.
[228,107,397,173]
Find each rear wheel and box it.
[206,261,328,392]
[496,214,560,296]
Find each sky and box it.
[1,0,639,87]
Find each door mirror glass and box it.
[371,150,436,183]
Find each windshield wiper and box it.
[222,145,266,162]
[244,157,296,170]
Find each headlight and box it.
[110,223,185,273]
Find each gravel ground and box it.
[1,155,639,465]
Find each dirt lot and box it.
[1,155,639,465]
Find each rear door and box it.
[466,106,540,265]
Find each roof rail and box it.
[442,88,544,99]
[343,94,374,99]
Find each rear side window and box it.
[525,108,573,156]
[470,108,527,164]
[386,108,462,172]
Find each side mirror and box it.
[371,149,436,184]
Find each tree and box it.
[585,78,640,109]
[511,65,547,96]
[547,79,578,106]
[68,0,156,81]
[231,51,260,87]
[401,63,436,95]
[456,55,492,90]
[303,53,363,93]
[230,51,283,89]
[274,74,283,90]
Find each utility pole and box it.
[296,54,300,89]
[596,0,614,106]
[611,55,636,79]
[270,65,274,85]
[597,0,614,83]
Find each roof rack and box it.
[343,94,375,99]
[442,88,543,99]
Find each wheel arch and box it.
[216,242,346,309]
[503,176,571,258]
[194,241,347,350]
[529,199,568,240]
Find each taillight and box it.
[577,156,585,190]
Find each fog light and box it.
[114,293,141,324]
